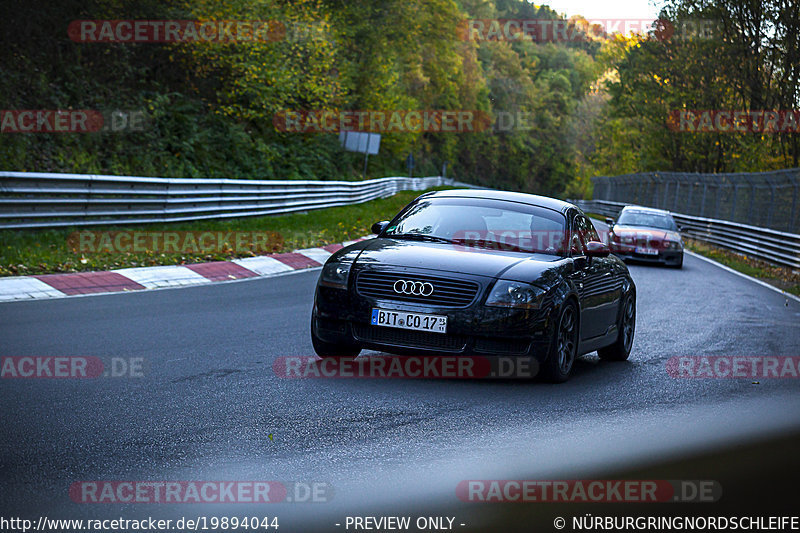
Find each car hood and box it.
[613,225,681,241]
[350,237,567,282]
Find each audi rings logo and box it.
[393,280,434,296]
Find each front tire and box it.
[598,292,635,361]
[541,301,579,383]
[311,320,361,359]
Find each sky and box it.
[540,0,666,20]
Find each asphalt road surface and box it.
[2,248,799,531]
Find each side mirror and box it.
[605,217,615,226]
[677,224,683,232]
[585,241,610,257]
[371,220,390,235]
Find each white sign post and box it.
[339,131,381,177]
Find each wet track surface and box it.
[1,250,799,530]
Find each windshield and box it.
[384,197,568,256]
[617,210,678,231]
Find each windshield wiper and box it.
[388,233,454,244]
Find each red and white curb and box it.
[0,239,368,302]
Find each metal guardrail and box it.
[574,199,800,270]
[0,172,446,229]
[5,171,795,269]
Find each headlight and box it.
[486,280,544,309]
[664,240,682,250]
[320,262,350,289]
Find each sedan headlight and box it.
[486,280,544,309]
[664,240,682,250]
[320,262,350,289]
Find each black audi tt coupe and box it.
[311,189,636,382]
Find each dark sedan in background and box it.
[607,206,684,268]
[310,190,636,382]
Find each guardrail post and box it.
[85,175,93,224]
[650,173,656,206]
[700,182,708,217]
[767,182,775,228]
[164,180,171,222]
[673,180,680,212]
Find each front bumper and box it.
[313,280,556,360]
[610,243,683,265]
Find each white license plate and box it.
[635,247,659,255]
[371,309,447,333]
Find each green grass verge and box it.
[0,188,444,277]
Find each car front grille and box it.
[352,324,467,352]
[635,236,664,248]
[356,270,480,308]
